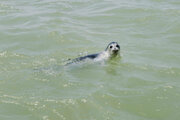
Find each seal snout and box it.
[112,49,119,54]
[113,49,119,53]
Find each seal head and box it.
[105,42,120,57]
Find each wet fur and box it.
[66,42,120,65]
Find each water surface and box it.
[0,0,180,120]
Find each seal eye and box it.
[110,46,113,49]
[116,45,120,48]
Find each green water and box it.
[0,0,180,120]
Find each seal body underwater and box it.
[66,42,120,65]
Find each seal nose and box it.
[114,47,119,51]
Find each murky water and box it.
[0,0,180,120]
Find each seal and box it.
[66,42,120,65]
